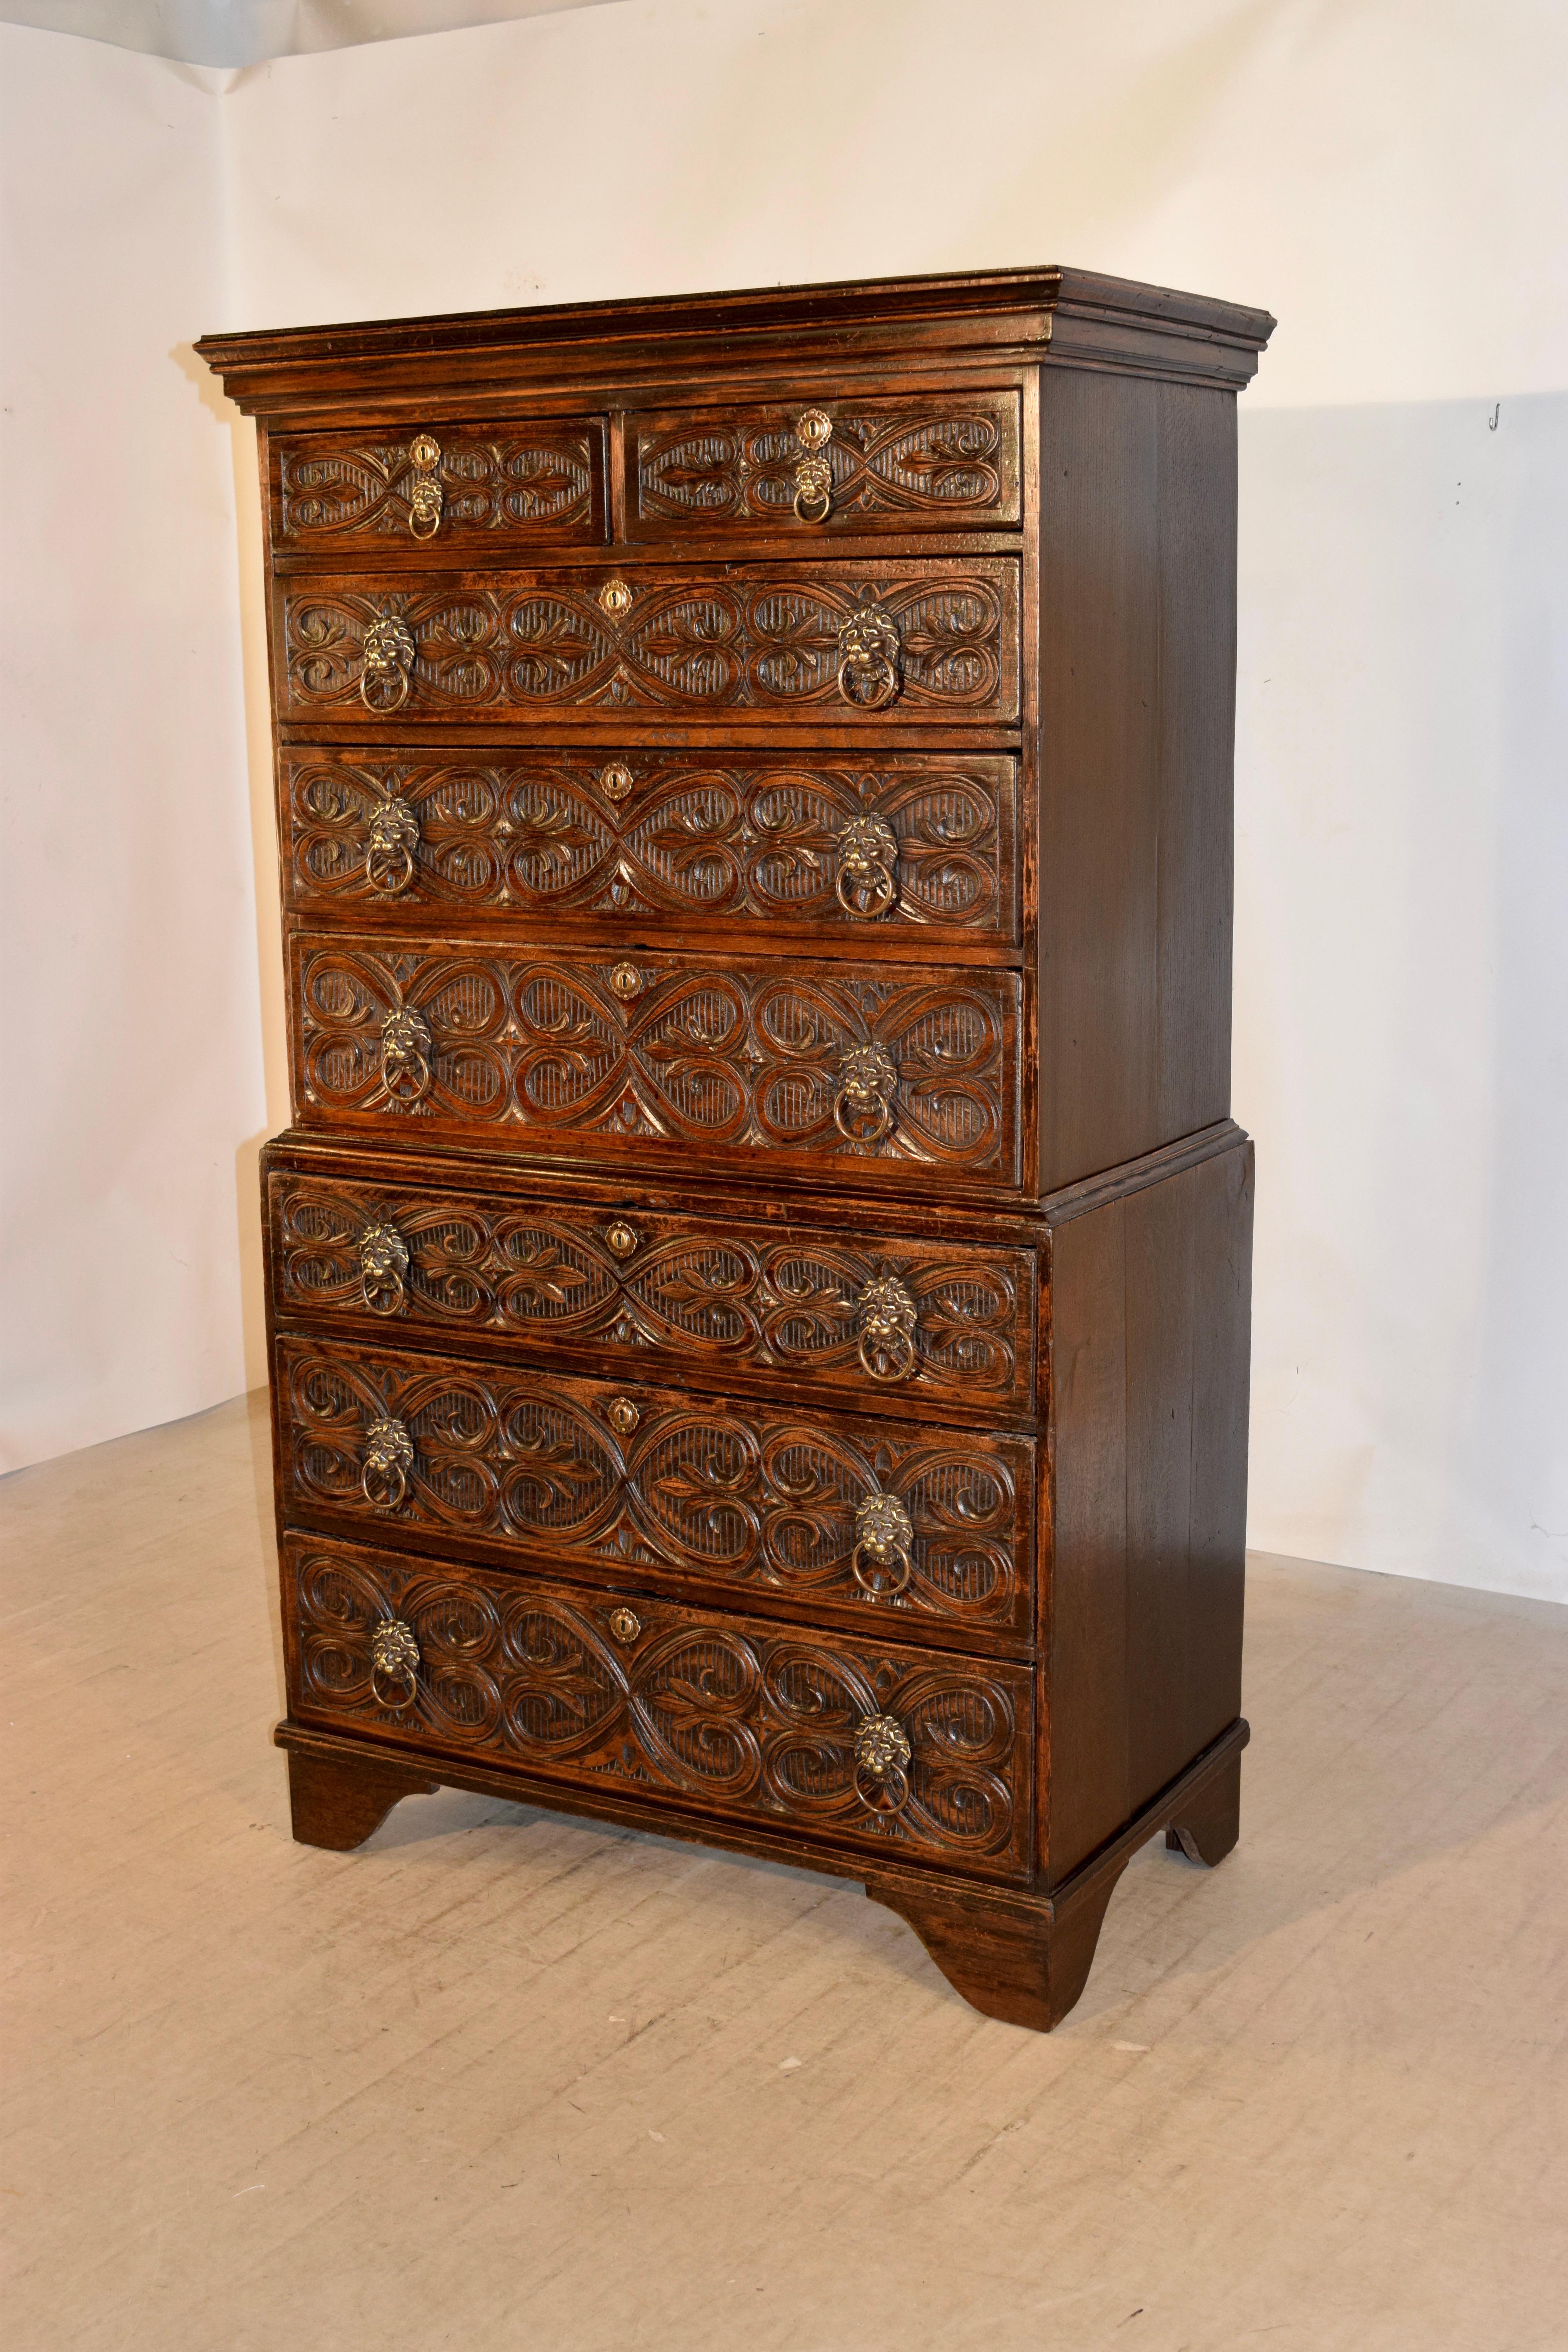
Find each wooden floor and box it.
[3,1396,1565,2351]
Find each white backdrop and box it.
[2,0,1564,1602]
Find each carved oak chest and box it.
[198,268,1273,2029]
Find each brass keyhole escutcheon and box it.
[601,761,634,803]
[607,1606,642,1646]
[407,432,443,539]
[599,577,634,619]
[607,1396,641,1437]
[793,408,834,523]
[609,962,643,1001]
[605,1222,639,1259]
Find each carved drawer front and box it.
[628,390,1022,536]
[270,418,606,554]
[292,933,1023,1189]
[285,1532,1034,1880]
[280,748,1019,942]
[269,1170,1038,1416]
[277,559,1020,724]
[278,1334,1036,1642]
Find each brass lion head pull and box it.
[358,1216,410,1316]
[835,812,898,919]
[853,1711,913,1813]
[362,1416,414,1512]
[836,596,901,710]
[833,1041,897,1146]
[380,1005,432,1106]
[857,1276,918,1384]
[370,1617,421,1708]
[407,432,443,539]
[360,611,415,713]
[793,408,834,523]
[852,1491,915,1596]
[365,795,420,895]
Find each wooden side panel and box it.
[1045,1138,1251,1881]
[1037,373,1238,1189]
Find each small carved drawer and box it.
[276,559,1020,724]
[277,1334,1038,1644]
[279,746,1020,944]
[627,390,1022,537]
[269,417,608,555]
[284,1531,1035,1880]
[267,1166,1038,1418]
[290,932,1023,1190]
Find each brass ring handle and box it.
[362,1416,414,1512]
[360,613,415,713]
[407,432,443,540]
[358,1216,410,1316]
[835,601,901,711]
[792,459,833,524]
[856,1276,918,1383]
[853,1712,913,1813]
[850,1492,914,1597]
[834,813,898,920]
[370,1617,421,1708]
[380,1006,432,1106]
[365,796,420,896]
[833,1042,897,1147]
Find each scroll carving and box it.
[292,937,1020,1181]
[633,394,1020,527]
[279,1336,1033,1633]
[289,1537,1032,1875]
[280,562,1018,720]
[270,1174,1034,1408]
[276,425,597,543]
[281,753,1013,936]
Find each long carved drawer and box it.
[277,1334,1038,1644]
[267,1168,1038,1418]
[291,933,1023,1190]
[269,416,607,555]
[279,747,1019,943]
[627,390,1021,537]
[276,559,1020,725]
[283,1531,1035,1881]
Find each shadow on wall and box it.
[1234,391,1568,1603]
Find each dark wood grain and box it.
[276,1334,1036,1643]
[276,559,1021,725]
[266,1165,1038,1419]
[628,389,1021,535]
[289,931,1024,1191]
[1045,1131,1254,1881]
[199,265,1270,2032]
[278,746,1019,944]
[271,416,607,555]
[281,1531,1036,1880]
[1036,372,1239,1189]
